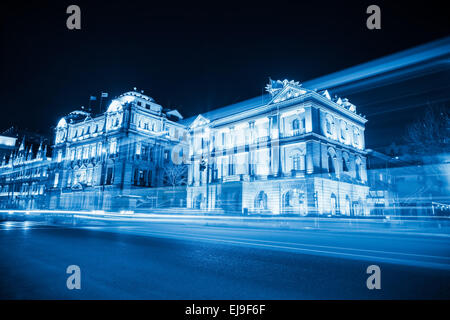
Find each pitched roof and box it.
[180,94,271,126]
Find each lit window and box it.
[87,168,93,185]
[292,154,301,170]
[341,122,347,140]
[342,157,349,172]
[53,173,59,188]
[326,118,332,135]
[110,140,117,154]
[136,143,141,155]
[97,143,102,156]
[91,145,96,158]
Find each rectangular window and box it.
[110,140,117,154]
[83,147,89,159]
[106,168,113,185]
[133,168,139,185]
[87,169,93,185]
[141,146,147,160]
[136,143,141,155]
[53,173,59,188]
[97,143,102,156]
[293,154,301,171]
[228,156,235,175]
[148,170,152,187]
[91,145,96,158]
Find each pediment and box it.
[270,85,308,104]
[190,114,210,129]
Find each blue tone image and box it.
[0,9,449,299]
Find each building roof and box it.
[180,94,272,126]
[180,79,363,127]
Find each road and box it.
[0,219,449,299]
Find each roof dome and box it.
[107,100,123,113]
[57,117,67,128]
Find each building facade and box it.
[48,91,188,211]
[0,139,51,209]
[0,81,395,216]
[184,80,370,215]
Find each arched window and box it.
[342,158,348,172]
[355,157,363,181]
[327,148,338,176]
[255,191,268,210]
[328,154,336,174]
[353,128,360,146]
[292,117,306,136]
[345,195,351,215]
[342,153,349,172]
[330,193,337,215]
[341,121,348,140]
[292,119,299,131]
[283,190,307,215]
[325,115,334,136]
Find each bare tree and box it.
[405,103,450,156]
[403,103,450,207]
[162,162,188,187]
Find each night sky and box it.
[2,0,450,148]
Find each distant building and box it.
[0,138,50,209]
[183,80,370,215]
[371,143,450,216]
[365,149,398,215]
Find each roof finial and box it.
[19,137,25,151]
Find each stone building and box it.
[183,79,370,215]
[48,91,188,211]
[0,82,384,216]
[0,138,51,209]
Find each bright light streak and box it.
[120,210,134,215]
[303,36,450,90]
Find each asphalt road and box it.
[0,220,449,299]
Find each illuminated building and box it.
[0,138,50,209]
[0,82,375,215]
[48,91,188,211]
[184,79,370,215]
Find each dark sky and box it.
[2,0,450,147]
